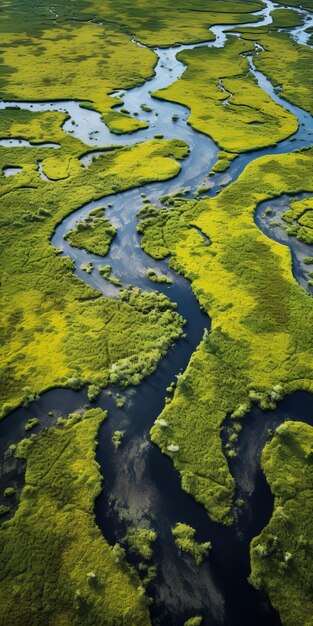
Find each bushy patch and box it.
[65,208,117,256]
[282,197,313,245]
[125,527,157,561]
[172,522,211,565]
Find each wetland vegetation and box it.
[0,0,313,624]
[249,421,313,626]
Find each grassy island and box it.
[249,421,313,626]
[64,207,117,256]
[0,408,151,625]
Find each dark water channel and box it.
[1,1,313,623]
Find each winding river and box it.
[1,2,313,624]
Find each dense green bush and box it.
[64,208,117,256]
[172,523,211,565]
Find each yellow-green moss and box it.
[270,8,305,28]
[239,30,313,114]
[102,111,148,135]
[282,197,313,245]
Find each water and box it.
[2,166,22,177]
[0,138,60,148]
[255,192,313,292]
[1,2,313,623]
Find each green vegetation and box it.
[112,430,125,449]
[249,421,313,626]
[239,30,313,115]
[0,135,186,418]
[24,417,39,432]
[142,148,313,523]
[64,208,117,256]
[0,19,156,117]
[0,408,151,625]
[172,523,211,565]
[125,527,157,560]
[102,111,148,135]
[270,9,305,28]
[0,0,265,123]
[0,505,10,517]
[281,197,313,245]
[84,0,264,47]
[184,618,203,626]
[212,151,238,173]
[1,0,313,620]
[274,0,313,11]
[141,104,153,113]
[80,261,94,273]
[146,268,173,284]
[99,265,122,287]
[153,37,297,153]
[3,487,16,498]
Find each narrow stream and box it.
[1,1,313,624]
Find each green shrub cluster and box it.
[146,268,173,284]
[112,430,124,449]
[281,197,313,245]
[99,265,122,286]
[65,208,117,256]
[172,522,211,565]
[125,527,157,561]
[24,417,39,431]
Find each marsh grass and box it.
[142,148,313,523]
[65,209,117,256]
[0,135,187,418]
[153,37,297,153]
[172,522,211,565]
